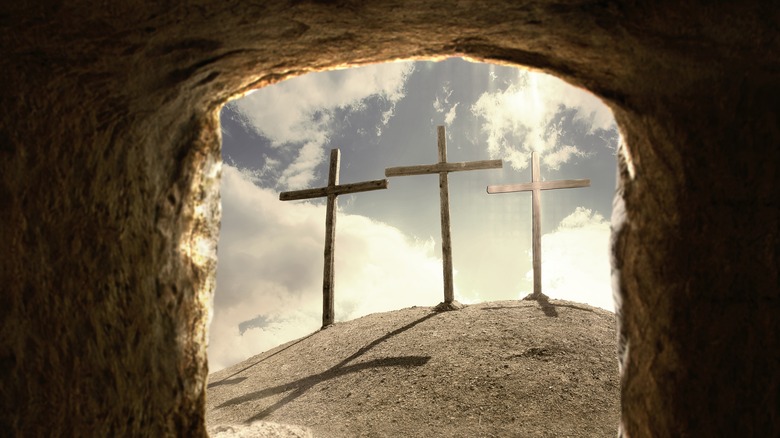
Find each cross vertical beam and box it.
[280,149,388,327]
[386,125,503,308]
[323,149,339,326]
[487,151,590,299]
[437,126,454,303]
[531,152,542,297]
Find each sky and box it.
[210,58,620,372]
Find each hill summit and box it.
[206,300,619,437]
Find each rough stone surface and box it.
[0,1,777,437]
[211,421,313,438]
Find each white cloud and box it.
[433,96,445,113]
[471,69,615,170]
[525,207,613,311]
[209,165,444,372]
[381,106,396,126]
[444,103,459,126]
[433,83,459,126]
[543,144,587,170]
[231,61,415,189]
[433,83,454,113]
[278,139,326,189]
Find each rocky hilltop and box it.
[206,300,619,437]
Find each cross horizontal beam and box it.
[279,179,388,201]
[384,125,503,307]
[486,151,590,299]
[385,159,502,177]
[278,148,388,328]
[487,178,590,194]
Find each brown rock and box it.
[0,1,777,436]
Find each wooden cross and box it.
[280,148,388,328]
[487,151,590,299]
[385,125,503,308]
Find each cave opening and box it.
[208,58,623,407]
[210,57,623,371]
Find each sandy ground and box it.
[206,299,619,437]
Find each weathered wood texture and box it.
[487,179,590,194]
[386,159,503,177]
[323,149,340,328]
[280,149,388,327]
[488,152,590,298]
[279,180,387,200]
[0,1,777,437]
[385,125,502,305]
[437,127,454,303]
[531,154,543,297]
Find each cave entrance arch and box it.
[2,2,776,437]
[175,28,780,435]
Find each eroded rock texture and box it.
[0,1,777,436]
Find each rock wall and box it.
[0,1,777,436]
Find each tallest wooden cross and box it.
[385,126,503,308]
[487,151,590,299]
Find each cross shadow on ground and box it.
[480,296,595,317]
[533,294,560,317]
[207,377,247,389]
[207,332,317,389]
[529,295,596,317]
[215,311,440,423]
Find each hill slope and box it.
[206,300,619,437]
